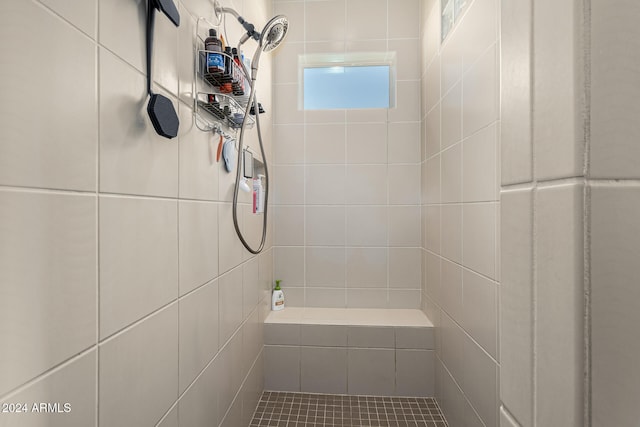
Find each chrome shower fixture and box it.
[212,1,289,55]
[211,0,289,254]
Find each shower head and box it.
[212,1,288,53]
[259,15,289,53]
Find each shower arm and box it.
[213,2,261,41]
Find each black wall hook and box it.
[146,0,180,139]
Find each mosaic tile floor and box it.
[250,391,448,427]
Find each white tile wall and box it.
[420,0,501,425]
[0,190,97,396]
[1,1,273,426]
[99,305,179,427]
[0,350,97,427]
[500,189,534,427]
[0,0,97,192]
[591,185,640,426]
[535,183,584,426]
[500,0,532,186]
[532,0,584,181]
[99,196,178,338]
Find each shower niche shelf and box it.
[193,17,254,133]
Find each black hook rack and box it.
[146,0,180,139]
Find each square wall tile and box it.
[274,247,304,285]
[389,206,421,247]
[441,204,463,264]
[425,105,441,159]
[347,123,388,164]
[99,49,178,198]
[179,279,219,393]
[347,289,388,308]
[0,190,96,396]
[501,0,533,185]
[242,257,261,319]
[441,143,463,203]
[500,188,534,427]
[441,23,464,94]
[306,165,346,205]
[306,206,346,246]
[462,337,498,427]
[389,248,422,289]
[346,206,388,246]
[301,347,348,394]
[178,106,219,201]
[463,202,497,279]
[346,0,387,40]
[461,0,498,71]
[306,288,346,308]
[274,2,304,42]
[348,349,395,395]
[396,327,434,350]
[424,206,441,254]
[391,39,421,81]
[346,165,388,205]
[440,259,463,322]
[462,44,499,138]
[0,350,96,427]
[396,350,435,397]
[306,247,346,287]
[274,165,305,205]
[264,346,300,392]
[389,164,421,205]
[305,124,346,164]
[348,327,394,349]
[535,183,584,426]
[440,312,465,382]
[179,201,219,296]
[99,305,178,427]
[346,248,388,288]
[463,270,498,359]
[274,84,304,125]
[389,0,420,38]
[305,0,345,42]
[590,0,640,179]
[274,206,304,246]
[100,196,178,338]
[301,325,347,347]
[0,0,97,191]
[424,251,441,304]
[533,0,583,180]
[274,125,305,165]
[390,80,421,122]
[389,290,422,309]
[389,122,420,164]
[218,268,244,347]
[463,123,498,202]
[274,41,304,85]
[183,364,215,427]
[265,324,301,346]
[591,185,640,426]
[441,83,463,150]
[424,155,441,204]
[218,203,244,274]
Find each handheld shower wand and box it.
[212,1,289,254]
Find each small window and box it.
[299,52,396,110]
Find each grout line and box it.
[0,346,98,403]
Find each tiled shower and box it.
[1,0,640,427]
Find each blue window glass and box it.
[303,65,390,110]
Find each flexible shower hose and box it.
[231,50,268,254]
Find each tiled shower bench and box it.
[264,308,435,397]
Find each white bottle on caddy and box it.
[271,280,285,311]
